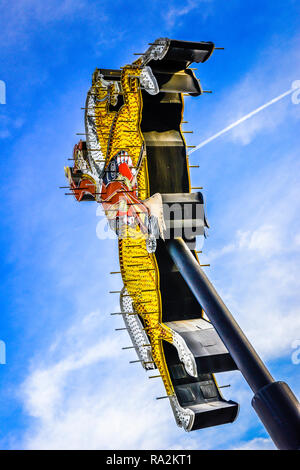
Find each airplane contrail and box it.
[188,87,296,154]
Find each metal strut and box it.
[166,237,300,450]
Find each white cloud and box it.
[0,0,88,48]
[0,0,87,25]
[165,0,212,28]
[192,35,300,150]
[17,305,276,450]
[226,66,300,147]
[20,309,176,450]
[205,153,300,361]
[0,114,25,139]
[233,437,275,450]
[6,23,298,452]
[17,306,273,450]
[237,224,282,257]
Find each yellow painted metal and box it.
[92,65,176,396]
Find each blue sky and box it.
[0,0,299,450]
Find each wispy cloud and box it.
[165,0,212,28]
[232,437,274,450]
[1,4,298,451]
[204,152,300,361]
[0,0,88,48]
[0,115,24,139]
[18,309,274,450]
[189,85,299,154]
[190,35,300,150]
[20,309,178,450]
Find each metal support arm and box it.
[166,238,300,450]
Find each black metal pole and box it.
[166,238,300,450]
